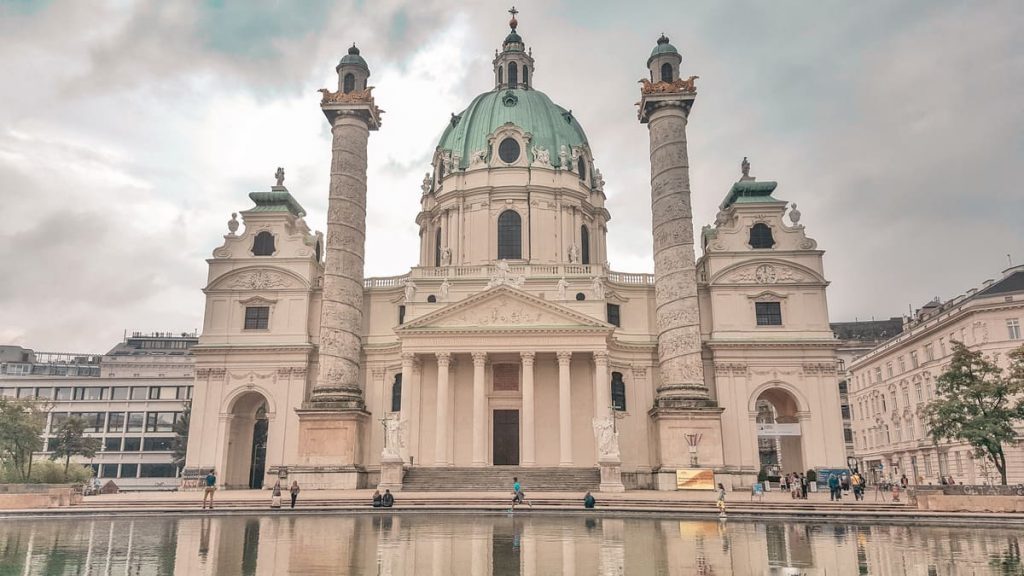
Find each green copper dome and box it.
[437,88,589,170]
[337,44,368,72]
[647,34,679,66]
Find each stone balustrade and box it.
[363,265,654,289]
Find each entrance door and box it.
[493,410,520,466]
[248,417,268,489]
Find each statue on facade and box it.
[558,145,569,170]
[740,157,750,179]
[275,167,285,187]
[591,275,605,299]
[421,172,432,195]
[469,148,487,167]
[568,244,579,264]
[487,260,525,289]
[440,277,451,301]
[594,168,605,191]
[531,145,551,167]
[404,279,417,303]
[592,415,620,461]
[440,246,452,266]
[227,213,239,235]
[381,416,407,459]
[557,277,569,301]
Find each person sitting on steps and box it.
[382,489,395,508]
[584,491,596,509]
[372,489,382,508]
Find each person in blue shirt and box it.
[510,477,532,511]
[583,492,596,508]
[202,470,217,510]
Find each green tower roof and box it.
[647,34,680,66]
[337,44,368,72]
[436,88,589,169]
[720,180,780,209]
[247,190,306,217]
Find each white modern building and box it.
[848,266,1024,485]
[0,332,196,490]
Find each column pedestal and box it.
[649,406,725,491]
[293,409,369,489]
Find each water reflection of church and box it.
[183,11,846,491]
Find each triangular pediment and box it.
[397,286,612,333]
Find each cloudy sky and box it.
[0,0,1021,352]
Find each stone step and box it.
[402,467,601,492]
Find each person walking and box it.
[900,474,909,490]
[828,474,840,501]
[850,472,863,501]
[289,481,300,509]
[510,476,532,511]
[202,470,217,510]
[716,483,727,517]
[270,480,282,509]
[799,474,808,499]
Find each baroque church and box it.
[185,12,847,491]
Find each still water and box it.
[0,512,1021,575]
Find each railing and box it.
[363,265,655,288]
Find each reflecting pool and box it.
[1,513,1021,575]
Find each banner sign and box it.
[756,423,801,436]
[676,468,715,490]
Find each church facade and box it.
[184,14,847,491]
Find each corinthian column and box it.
[639,80,710,408]
[310,81,382,409]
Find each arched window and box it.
[508,62,518,89]
[611,372,626,411]
[434,227,442,267]
[391,374,402,413]
[498,66,503,85]
[577,157,586,181]
[438,160,445,182]
[522,66,529,88]
[749,223,775,249]
[343,73,355,94]
[314,240,321,263]
[580,225,590,265]
[660,63,673,83]
[497,210,522,260]
[252,231,275,256]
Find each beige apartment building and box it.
[848,266,1024,485]
[185,15,847,491]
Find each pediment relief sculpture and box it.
[400,286,608,331]
[213,269,301,290]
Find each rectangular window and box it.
[139,464,178,478]
[50,412,69,433]
[754,302,782,326]
[127,412,145,432]
[73,387,105,401]
[924,455,933,477]
[1009,319,1021,340]
[606,304,621,327]
[100,464,118,478]
[111,387,130,400]
[34,387,54,400]
[104,437,122,452]
[146,412,177,432]
[898,356,906,373]
[955,452,963,475]
[244,306,270,330]
[874,368,882,383]
[130,387,148,400]
[841,405,851,419]
[925,344,935,362]
[149,386,178,400]
[73,412,105,432]
[16,387,35,399]
[122,437,141,452]
[910,351,919,369]
[843,428,853,443]
[886,362,893,378]
[143,437,174,451]
[56,387,74,401]
[915,383,923,403]
[107,412,125,432]
[398,305,406,325]
[119,463,138,478]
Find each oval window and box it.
[498,138,521,164]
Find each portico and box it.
[393,286,615,468]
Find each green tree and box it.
[48,417,101,475]
[926,342,1024,485]
[172,401,191,472]
[0,397,47,481]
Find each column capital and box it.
[593,351,609,364]
[471,352,488,366]
[520,351,535,365]
[401,352,416,364]
[436,352,451,368]
[370,366,387,380]
[557,351,573,365]
[630,364,648,379]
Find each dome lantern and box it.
[493,6,535,91]
[647,34,681,83]
[336,43,370,94]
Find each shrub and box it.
[805,469,817,483]
[0,459,93,484]
[757,469,769,483]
